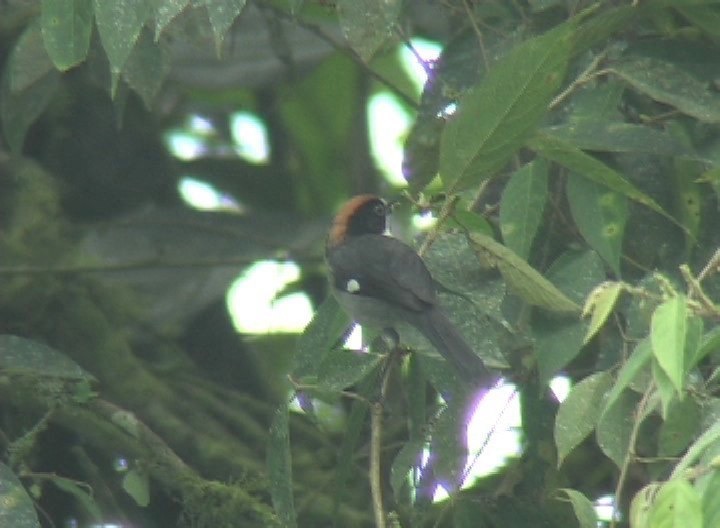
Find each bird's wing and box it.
[328,234,436,312]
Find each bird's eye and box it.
[373,203,386,216]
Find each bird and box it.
[325,194,495,385]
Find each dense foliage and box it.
[2,1,720,527]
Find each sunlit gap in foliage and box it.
[164,114,215,160]
[595,494,615,524]
[367,38,441,187]
[178,176,242,212]
[226,260,313,334]
[230,111,270,164]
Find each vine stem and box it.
[369,356,396,528]
[610,386,653,528]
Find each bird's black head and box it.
[329,194,388,246]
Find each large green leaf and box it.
[596,388,637,468]
[0,335,93,380]
[41,0,93,70]
[336,0,401,62]
[439,23,572,191]
[123,29,171,107]
[468,233,580,314]
[648,479,702,528]
[610,56,720,123]
[154,0,190,39]
[651,295,687,394]
[94,0,149,89]
[499,159,549,261]
[293,297,350,381]
[203,0,247,54]
[542,121,692,156]
[8,21,55,92]
[554,371,613,466]
[566,176,627,276]
[267,401,296,528]
[0,462,40,528]
[559,488,599,528]
[528,132,674,222]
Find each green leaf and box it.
[203,0,247,54]
[0,462,41,528]
[122,469,150,507]
[533,316,586,387]
[658,398,701,457]
[558,488,599,528]
[41,0,93,70]
[390,438,425,501]
[49,475,102,520]
[439,24,572,191]
[602,339,652,416]
[648,479,702,528]
[528,132,674,222]
[8,21,55,93]
[315,350,382,392]
[567,176,627,275]
[596,389,637,468]
[0,335,94,380]
[582,281,623,344]
[468,233,580,313]
[94,0,149,89]
[154,0,190,39]
[554,371,613,466]
[123,28,171,107]
[651,295,688,394]
[631,484,661,528]
[499,159,549,260]
[293,297,351,380]
[672,420,720,479]
[677,5,720,38]
[684,315,703,373]
[542,121,692,155]
[336,0,401,62]
[267,401,296,528]
[610,56,720,123]
[653,358,678,420]
[701,470,720,528]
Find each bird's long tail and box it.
[417,307,497,388]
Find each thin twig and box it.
[417,194,460,256]
[257,0,419,110]
[548,54,608,110]
[369,353,396,528]
[462,0,489,71]
[610,386,653,528]
[0,255,322,276]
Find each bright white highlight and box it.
[226,260,313,333]
[165,132,206,161]
[178,177,240,211]
[399,37,441,93]
[230,111,270,164]
[550,375,571,403]
[368,92,411,186]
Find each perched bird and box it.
[326,194,495,385]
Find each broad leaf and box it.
[555,371,613,466]
[582,281,623,344]
[468,233,580,313]
[203,0,247,54]
[528,132,673,222]
[154,0,190,39]
[267,401,296,528]
[567,176,627,276]
[0,334,94,380]
[8,21,55,92]
[559,488,599,528]
[499,159,549,260]
[336,0,401,62]
[596,389,637,468]
[651,295,687,394]
[0,462,40,528]
[41,0,93,70]
[439,23,572,191]
[94,0,149,91]
[610,57,720,123]
[647,479,702,528]
[315,350,382,392]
